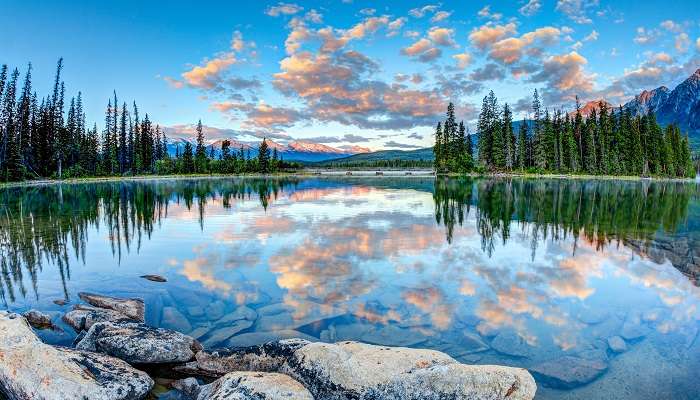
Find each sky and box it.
[2,0,699,151]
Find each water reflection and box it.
[1,177,699,398]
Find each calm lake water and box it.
[1,177,699,399]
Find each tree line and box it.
[0,59,297,182]
[434,90,695,178]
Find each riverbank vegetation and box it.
[434,90,695,178]
[0,60,296,182]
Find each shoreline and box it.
[0,170,697,189]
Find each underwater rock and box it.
[607,336,627,353]
[196,372,313,400]
[171,377,200,399]
[360,324,428,347]
[255,312,294,331]
[161,306,192,333]
[140,274,167,282]
[186,306,205,318]
[491,331,531,358]
[530,355,608,389]
[53,299,68,306]
[202,319,254,348]
[78,292,145,322]
[214,306,257,326]
[23,309,55,330]
[0,311,153,400]
[76,322,201,364]
[578,309,610,325]
[620,312,650,340]
[205,301,226,320]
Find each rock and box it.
[187,306,204,318]
[188,325,212,340]
[577,309,609,325]
[256,303,294,316]
[78,292,145,322]
[224,330,318,348]
[607,336,627,353]
[62,305,136,332]
[76,322,201,364]
[196,372,313,400]
[140,274,167,282]
[642,307,665,323]
[23,309,55,330]
[620,312,650,340]
[0,311,153,400]
[161,306,192,333]
[491,331,530,357]
[214,306,257,326]
[255,312,294,331]
[202,319,254,348]
[282,341,536,400]
[455,331,490,354]
[171,377,200,399]
[360,325,428,347]
[53,299,68,306]
[172,340,309,378]
[205,301,225,320]
[530,356,607,389]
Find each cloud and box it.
[226,77,263,90]
[431,11,452,23]
[304,9,323,23]
[477,5,502,20]
[529,51,594,104]
[583,30,598,42]
[212,101,305,129]
[427,27,456,47]
[409,5,439,18]
[519,0,542,16]
[556,0,599,24]
[304,134,371,143]
[697,38,700,52]
[407,132,424,140]
[489,27,561,64]
[384,140,423,149]
[181,54,238,90]
[452,52,472,69]
[436,73,484,98]
[660,20,683,33]
[675,33,690,53]
[469,22,517,50]
[633,27,660,45]
[401,38,442,62]
[470,63,506,81]
[266,2,303,17]
[359,8,376,16]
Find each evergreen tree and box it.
[182,141,194,173]
[194,119,207,173]
[433,122,443,171]
[517,122,528,170]
[258,138,270,173]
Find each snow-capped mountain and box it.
[623,86,670,116]
[166,137,371,162]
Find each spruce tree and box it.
[258,138,270,173]
[195,119,207,173]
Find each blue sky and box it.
[2,0,699,150]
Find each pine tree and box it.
[195,119,207,173]
[502,103,514,170]
[1,68,19,176]
[119,102,128,173]
[182,141,194,173]
[517,122,528,170]
[433,122,443,171]
[258,138,270,173]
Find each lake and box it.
[1,177,699,399]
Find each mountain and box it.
[568,100,615,118]
[623,86,670,116]
[166,138,370,162]
[311,147,434,166]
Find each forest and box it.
[0,60,295,182]
[434,90,696,178]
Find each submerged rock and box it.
[76,322,201,364]
[0,311,153,400]
[161,306,192,333]
[202,319,254,348]
[360,324,428,347]
[620,312,650,340]
[491,331,531,357]
[530,355,607,389]
[607,336,627,353]
[214,306,257,326]
[23,309,56,330]
[282,341,536,400]
[78,292,145,322]
[196,372,313,400]
[140,274,167,282]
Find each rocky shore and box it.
[0,292,537,400]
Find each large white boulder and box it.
[0,311,153,400]
[196,371,313,400]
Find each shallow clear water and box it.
[1,177,699,399]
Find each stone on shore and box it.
[171,377,200,399]
[282,340,536,400]
[530,355,607,389]
[0,311,153,400]
[76,322,201,364]
[23,309,55,330]
[224,329,317,348]
[63,305,137,332]
[79,292,145,322]
[196,372,313,400]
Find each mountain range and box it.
[167,138,371,162]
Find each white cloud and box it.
[266,2,303,17]
[519,0,542,17]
